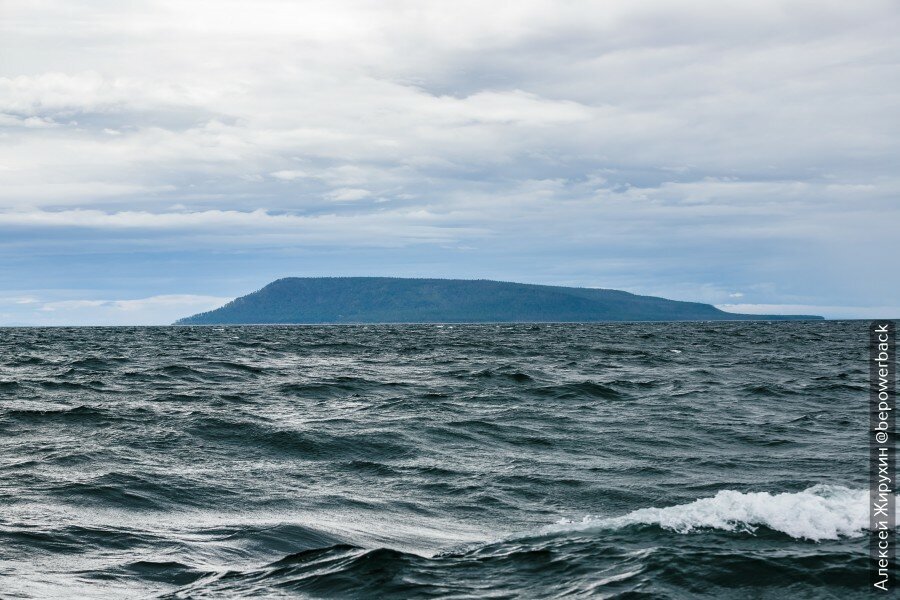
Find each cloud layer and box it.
[2,1,898,323]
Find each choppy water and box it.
[0,321,876,598]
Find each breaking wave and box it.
[542,485,872,541]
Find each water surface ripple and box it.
[0,322,872,598]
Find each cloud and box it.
[0,207,487,246]
[270,170,307,181]
[1,0,898,323]
[717,304,900,320]
[40,294,226,312]
[33,294,230,325]
[0,71,216,118]
[327,188,371,202]
[0,295,40,305]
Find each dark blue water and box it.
[0,322,875,598]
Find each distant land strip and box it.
[175,277,823,324]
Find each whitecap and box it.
[541,485,877,541]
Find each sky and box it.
[1,0,898,325]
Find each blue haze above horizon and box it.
[1,1,898,325]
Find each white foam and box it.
[542,485,875,541]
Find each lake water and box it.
[0,321,873,598]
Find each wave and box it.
[5,405,109,422]
[540,485,871,541]
[536,380,623,400]
[2,322,876,598]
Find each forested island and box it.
[175,277,822,324]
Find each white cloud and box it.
[717,304,900,320]
[327,188,371,202]
[34,294,230,325]
[0,71,219,117]
[270,170,307,181]
[2,2,894,213]
[0,295,40,305]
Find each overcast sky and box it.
[1,0,898,324]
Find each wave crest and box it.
[545,485,870,541]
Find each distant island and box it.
[175,277,823,324]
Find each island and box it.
[174,277,823,324]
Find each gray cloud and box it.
[1,0,898,322]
